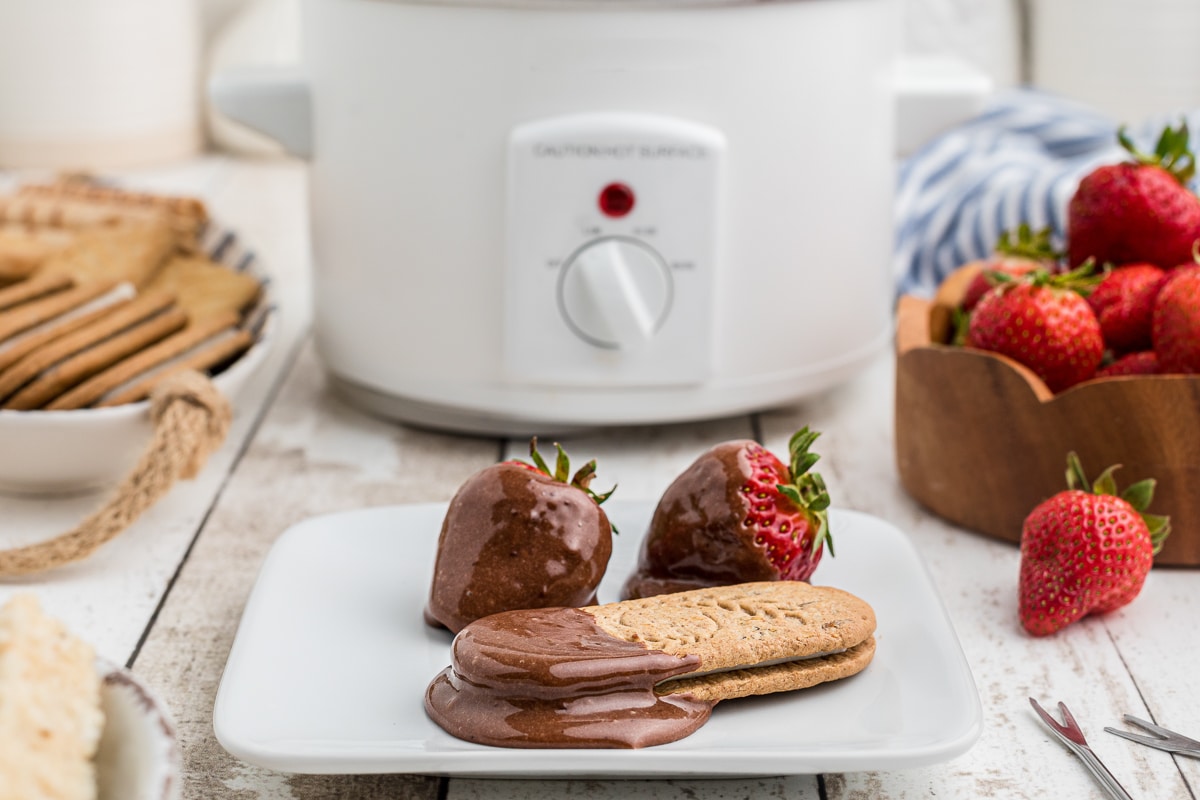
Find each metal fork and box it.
[1030,698,1135,800]
[1106,714,1200,758]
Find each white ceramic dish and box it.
[0,223,275,495]
[96,659,181,800]
[214,500,982,777]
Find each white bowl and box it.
[0,219,275,495]
[95,659,181,800]
[0,306,273,495]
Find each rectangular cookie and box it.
[0,225,75,283]
[583,580,877,699]
[143,255,261,322]
[4,304,188,410]
[3,182,208,249]
[0,279,123,345]
[46,311,242,410]
[36,220,176,289]
[0,281,136,374]
[94,325,253,408]
[0,290,178,405]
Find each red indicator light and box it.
[598,182,635,217]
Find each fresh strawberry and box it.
[1019,453,1170,636]
[966,263,1104,392]
[961,225,1062,312]
[1087,263,1168,352]
[622,427,831,599]
[1096,350,1159,377]
[1068,122,1200,269]
[425,438,616,633]
[1152,266,1200,373]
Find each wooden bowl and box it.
[894,292,1200,566]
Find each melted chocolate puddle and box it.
[425,607,713,748]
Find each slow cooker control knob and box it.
[558,237,672,350]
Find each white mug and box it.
[0,0,202,169]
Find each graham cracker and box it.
[0,226,75,283]
[47,312,240,411]
[583,581,876,701]
[0,291,176,404]
[95,326,253,408]
[4,305,187,410]
[3,182,207,248]
[37,221,176,289]
[0,273,73,313]
[0,280,120,344]
[0,293,133,375]
[658,637,876,702]
[144,255,261,322]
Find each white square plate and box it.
[214,501,981,777]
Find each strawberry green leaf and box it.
[520,439,617,525]
[528,437,552,476]
[1092,464,1121,497]
[571,459,597,490]
[1119,121,1196,184]
[553,442,570,483]
[1065,451,1091,492]
[1120,478,1156,512]
[995,223,1063,262]
[1144,513,1172,554]
[787,427,821,476]
[777,484,804,506]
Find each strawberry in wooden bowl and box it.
[895,121,1200,567]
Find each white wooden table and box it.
[2,156,1198,800]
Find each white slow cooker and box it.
[213,0,977,434]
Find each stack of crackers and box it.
[0,180,263,411]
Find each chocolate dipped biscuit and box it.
[426,580,876,748]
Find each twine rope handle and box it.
[0,371,232,576]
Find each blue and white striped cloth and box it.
[893,88,1200,297]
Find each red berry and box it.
[1088,263,1167,353]
[1068,123,1200,269]
[1018,453,1169,636]
[1152,266,1200,373]
[1096,350,1159,377]
[967,272,1103,393]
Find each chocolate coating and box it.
[623,441,776,600]
[426,463,613,633]
[425,606,712,748]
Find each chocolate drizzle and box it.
[424,607,713,749]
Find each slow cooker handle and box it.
[208,66,313,158]
[207,55,990,161]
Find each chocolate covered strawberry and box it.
[621,427,831,600]
[1152,266,1200,373]
[1068,122,1200,269]
[1019,453,1169,637]
[966,263,1104,392]
[426,438,615,633]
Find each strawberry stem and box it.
[518,438,618,518]
[1062,451,1170,554]
[995,223,1063,262]
[778,427,834,558]
[1118,121,1196,184]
